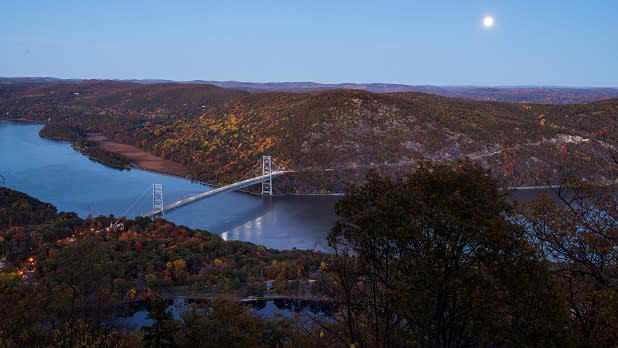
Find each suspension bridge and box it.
[141,155,289,217]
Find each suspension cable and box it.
[116,186,151,222]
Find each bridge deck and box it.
[142,171,289,216]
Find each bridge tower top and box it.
[153,184,164,216]
[261,155,272,196]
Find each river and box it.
[0,121,338,250]
[0,120,563,251]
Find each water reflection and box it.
[244,298,336,319]
[220,199,271,241]
[124,298,336,330]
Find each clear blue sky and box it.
[1,0,617,86]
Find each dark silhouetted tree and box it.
[326,161,566,347]
[143,297,179,348]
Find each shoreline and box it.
[510,185,560,190]
[86,133,345,196]
[0,118,193,180]
[87,133,192,178]
[5,118,594,194]
[0,119,339,196]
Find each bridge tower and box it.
[153,184,164,216]
[261,155,272,195]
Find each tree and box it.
[142,297,179,348]
[175,299,295,348]
[325,161,565,347]
[522,166,618,346]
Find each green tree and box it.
[143,297,179,348]
[326,161,565,347]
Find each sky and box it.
[1,0,617,87]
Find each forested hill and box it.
[0,187,58,228]
[122,89,617,192]
[0,80,248,120]
[0,186,328,346]
[1,81,617,192]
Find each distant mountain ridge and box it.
[2,77,618,104]
[195,81,618,104]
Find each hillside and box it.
[1,81,616,193]
[0,188,58,229]
[0,80,248,122]
[0,186,325,346]
[122,89,617,192]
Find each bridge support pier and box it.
[261,155,272,195]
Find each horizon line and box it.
[1,76,617,89]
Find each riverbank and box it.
[158,285,332,303]
[9,118,581,195]
[2,117,188,177]
[86,133,346,195]
[86,133,191,178]
[72,140,132,169]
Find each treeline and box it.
[72,140,132,169]
[0,188,58,229]
[36,123,131,168]
[38,123,85,140]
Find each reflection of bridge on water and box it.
[142,156,290,217]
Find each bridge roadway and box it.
[143,170,289,216]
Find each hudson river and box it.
[0,121,339,250]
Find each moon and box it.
[483,16,495,28]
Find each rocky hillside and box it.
[123,90,617,192]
